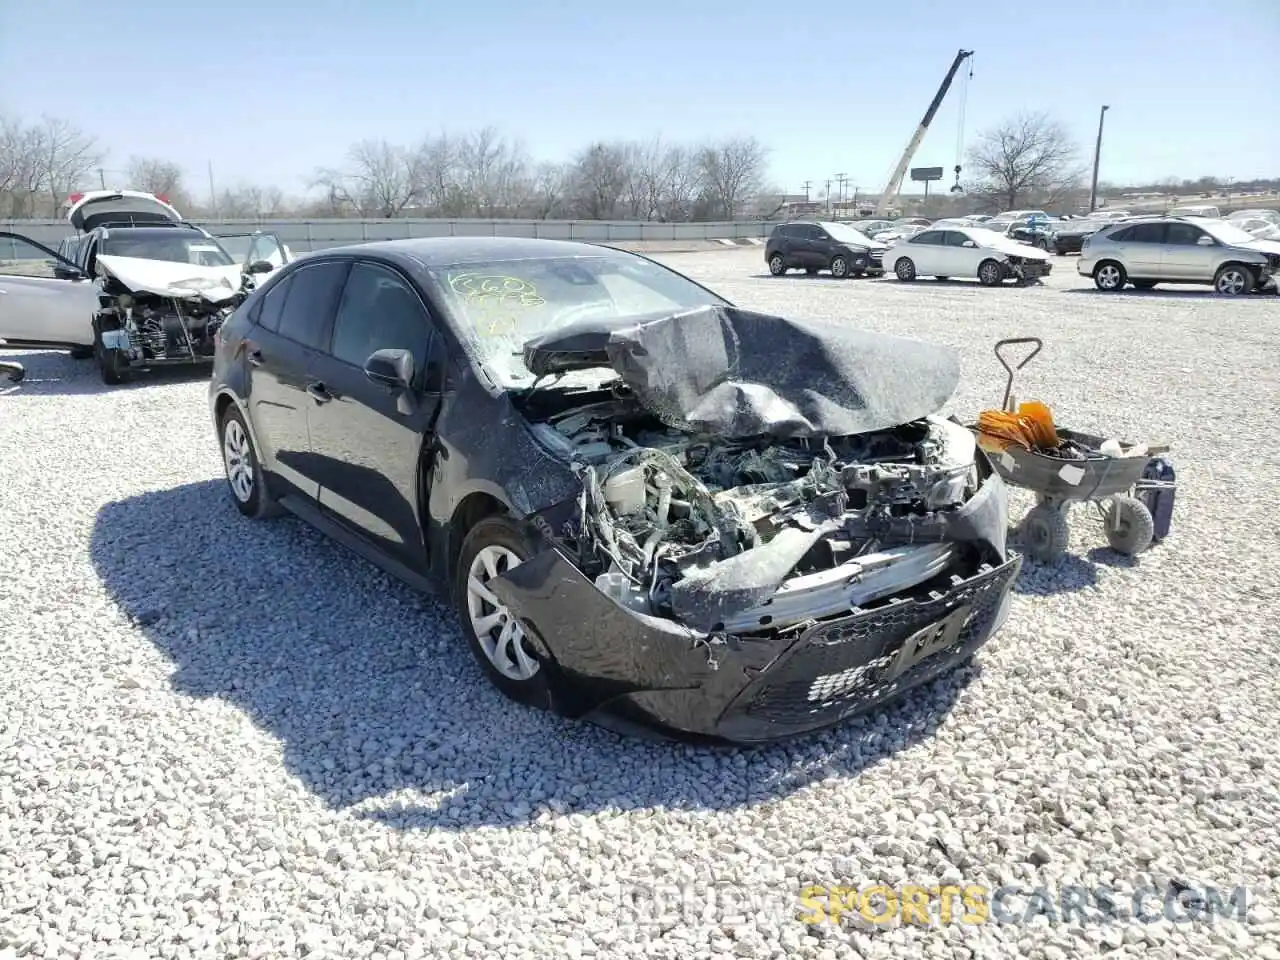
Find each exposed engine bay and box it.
[528,394,992,636]
[93,254,250,365]
[97,284,235,362]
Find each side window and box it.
[274,260,350,349]
[0,234,78,279]
[329,262,433,379]
[1108,226,1133,242]
[1129,223,1166,243]
[911,230,945,245]
[254,274,294,333]
[774,225,795,239]
[1165,223,1204,245]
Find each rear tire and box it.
[219,405,282,519]
[1093,260,1126,291]
[893,257,917,282]
[455,516,552,710]
[768,254,787,276]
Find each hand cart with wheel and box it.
[970,338,1177,563]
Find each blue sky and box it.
[2,0,1277,201]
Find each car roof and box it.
[297,236,637,270]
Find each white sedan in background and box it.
[881,225,1054,286]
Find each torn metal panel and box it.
[524,305,962,439]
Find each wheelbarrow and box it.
[972,338,1177,563]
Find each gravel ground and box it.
[2,251,1278,960]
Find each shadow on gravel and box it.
[0,350,210,396]
[746,273,880,281]
[1064,287,1277,301]
[91,480,979,832]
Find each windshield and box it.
[428,254,729,386]
[1202,220,1262,245]
[100,233,234,267]
[820,222,877,245]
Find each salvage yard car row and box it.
[763,209,1280,294]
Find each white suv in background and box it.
[1078,216,1280,295]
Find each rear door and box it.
[1120,222,1166,277]
[305,260,445,568]
[0,232,99,347]
[904,229,948,275]
[242,258,350,501]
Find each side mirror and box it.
[53,263,85,281]
[246,259,274,274]
[962,240,978,248]
[364,348,414,390]
[1196,236,1214,246]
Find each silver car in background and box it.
[1078,216,1280,295]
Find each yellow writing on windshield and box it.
[448,273,545,336]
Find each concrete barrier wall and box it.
[0,217,776,253]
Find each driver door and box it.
[0,232,100,347]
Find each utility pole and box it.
[208,160,218,218]
[1088,104,1110,213]
[824,179,832,215]
[97,168,106,189]
[801,180,812,204]
[835,173,848,214]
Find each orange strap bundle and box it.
[977,400,1060,451]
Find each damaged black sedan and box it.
[209,237,1020,743]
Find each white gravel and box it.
[2,251,1278,960]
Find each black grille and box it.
[737,557,1019,725]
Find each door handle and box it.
[306,381,332,403]
[247,348,263,367]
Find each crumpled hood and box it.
[523,305,961,439]
[1242,237,1280,256]
[973,231,1053,260]
[95,255,244,303]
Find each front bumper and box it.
[490,545,1021,744]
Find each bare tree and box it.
[313,139,417,218]
[965,112,1085,209]
[567,142,630,219]
[37,116,101,215]
[697,137,768,219]
[525,162,568,219]
[126,156,192,211]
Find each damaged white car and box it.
[883,225,1053,285]
[0,191,273,383]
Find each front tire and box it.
[1213,263,1254,296]
[830,255,850,278]
[1021,503,1070,563]
[768,254,787,276]
[220,406,281,519]
[977,259,1005,286]
[94,332,129,385]
[1093,261,1126,291]
[455,516,551,709]
[894,257,917,282]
